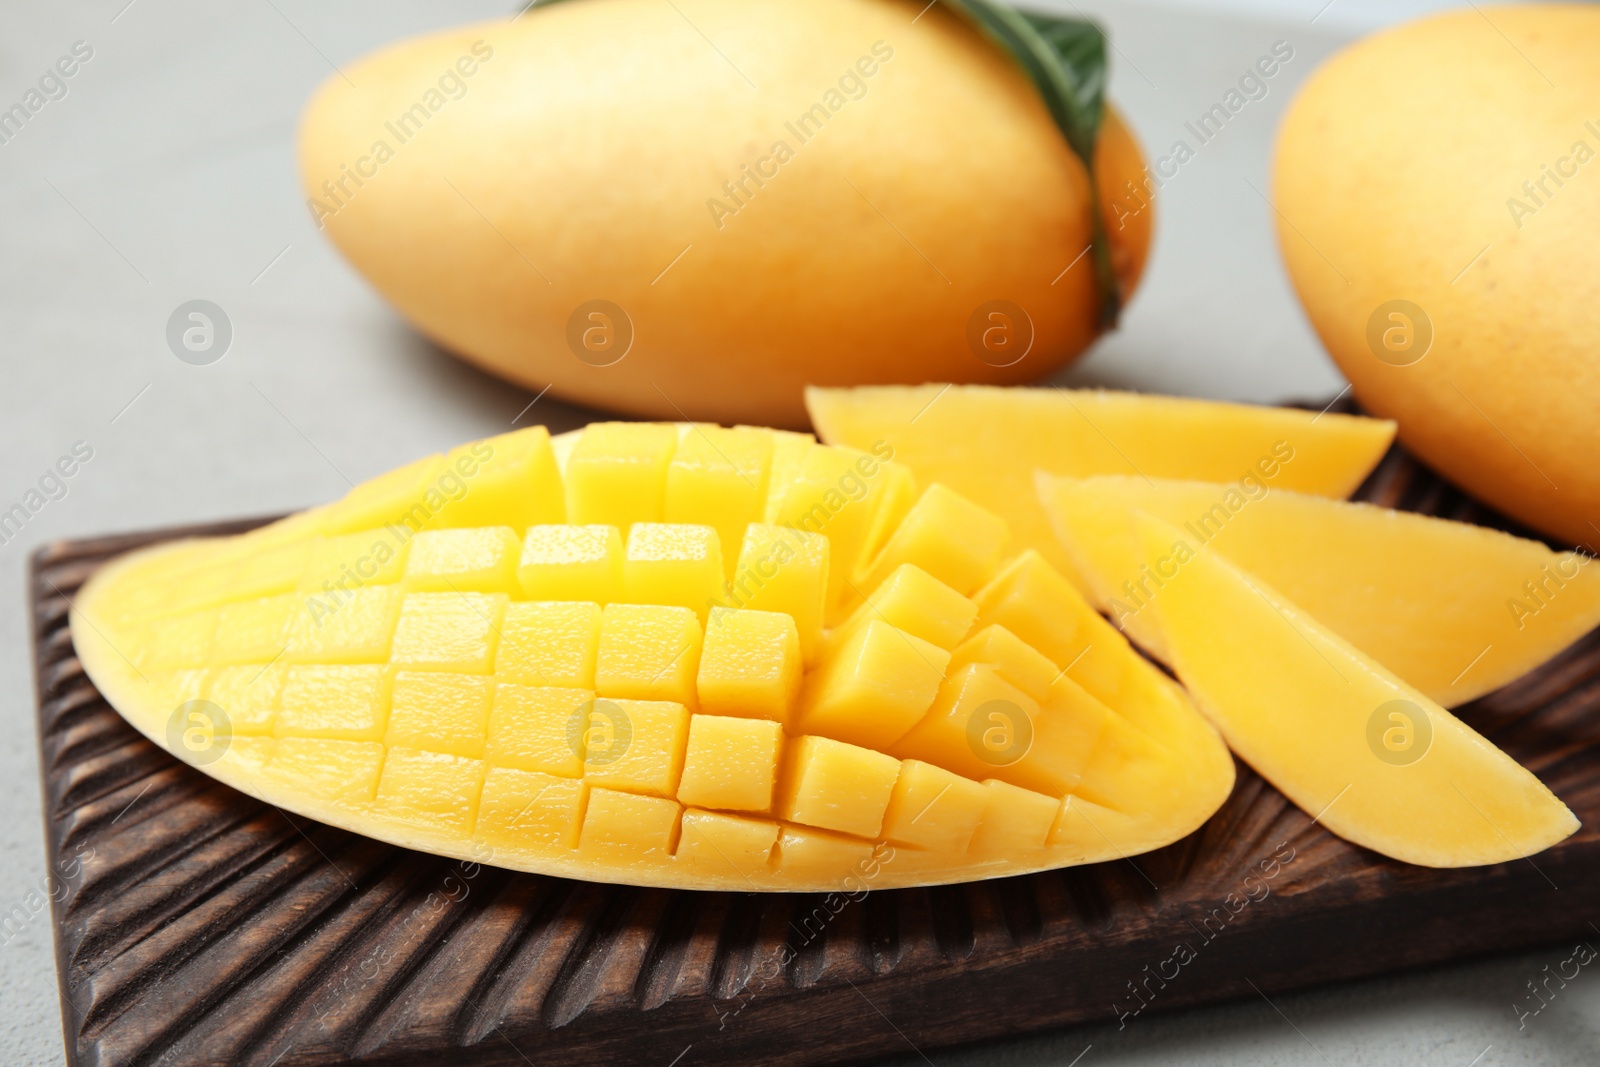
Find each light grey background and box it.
[2,0,1592,1064]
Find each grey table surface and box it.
[1,0,1593,1063]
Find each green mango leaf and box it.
[940,0,1120,326]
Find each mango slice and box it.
[72,422,1234,892]
[806,384,1396,589]
[1039,474,1600,706]
[1133,514,1577,867]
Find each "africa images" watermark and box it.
[306,40,496,227]
[1505,120,1600,230]
[1508,550,1593,630]
[1107,40,1295,230]
[705,40,895,230]
[0,40,95,148]
[1112,841,1298,1029]
[1105,440,1296,628]
[0,439,94,549]
[711,439,896,622]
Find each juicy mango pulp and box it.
[1039,474,1600,707]
[809,385,1584,867]
[1134,514,1577,866]
[72,422,1234,892]
[806,384,1398,590]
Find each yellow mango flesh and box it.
[1039,474,1600,706]
[72,422,1233,892]
[1134,514,1576,867]
[806,384,1396,589]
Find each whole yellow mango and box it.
[1274,5,1600,547]
[298,0,1151,426]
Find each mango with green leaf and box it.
[297,0,1152,426]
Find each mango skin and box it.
[298,0,1151,427]
[1274,5,1600,547]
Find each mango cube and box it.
[829,564,977,653]
[220,736,276,774]
[773,826,877,883]
[665,426,772,576]
[880,760,989,852]
[476,767,584,851]
[676,714,783,812]
[264,738,384,803]
[775,735,900,838]
[622,523,725,618]
[301,530,410,592]
[433,426,565,530]
[148,669,209,710]
[1050,795,1147,850]
[857,459,920,574]
[894,662,1093,797]
[113,560,225,622]
[565,422,678,528]
[727,524,828,663]
[579,787,682,857]
[275,664,389,741]
[759,429,816,522]
[1073,709,1181,810]
[402,526,521,592]
[677,810,779,877]
[204,663,285,735]
[582,698,690,798]
[321,453,446,536]
[696,608,801,722]
[228,539,310,599]
[376,748,485,834]
[950,624,1060,701]
[387,672,493,758]
[484,683,592,778]
[969,779,1060,854]
[138,610,217,670]
[973,551,1122,706]
[389,591,506,673]
[495,601,601,688]
[774,444,896,616]
[795,621,950,749]
[861,484,1009,596]
[285,585,402,664]
[517,524,622,603]
[1032,674,1120,787]
[595,603,702,705]
[210,593,297,664]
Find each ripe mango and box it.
[1274,5,1600,547]
[297,0,1152,426]
[74,422,1232,892]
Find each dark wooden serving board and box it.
[30,442,1600,1067]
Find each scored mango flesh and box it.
[71,423,1234,892]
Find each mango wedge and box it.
[71,422,1234,892]
[806,384,1396,589]
[1039,474,1600,706]
[1133,514,1577,867]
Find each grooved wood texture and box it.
[31,442,1600,1067]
